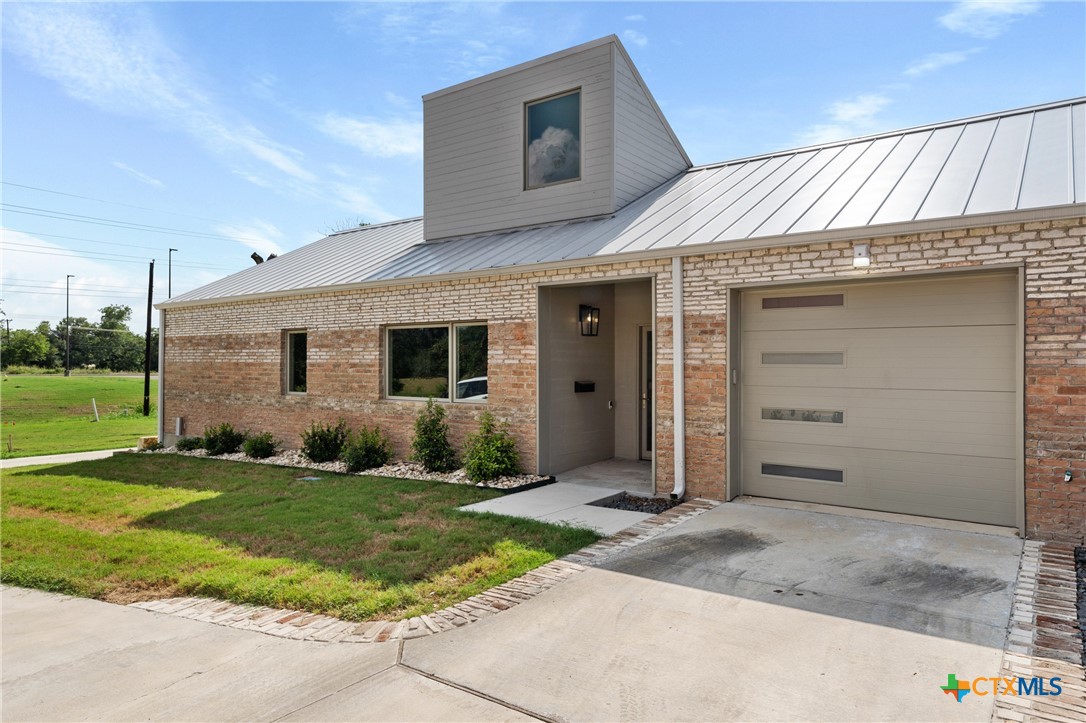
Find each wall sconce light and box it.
[579,304,600,336]
[853,243,871,268]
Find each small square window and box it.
[286,331,307,394]
[525,89,581,189]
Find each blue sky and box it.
[2,1,1083,332]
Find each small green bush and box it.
[202,422,247,456]
[463,412,520,482]
[243,432,278,459]
[175,436,203,452]
[302,419,350,463]
[342,426,393,473]
[412,399,456,472]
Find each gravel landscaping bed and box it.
[591,492,680,515]
[144,447,548,490]
[1076,545,1085,667]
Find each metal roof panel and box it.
[163,100,1085,308]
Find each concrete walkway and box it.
[2,501,1031,721]
[0,448,133,469]
[461,482,654,536]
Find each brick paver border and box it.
[129,498,720,643]
[992,541,1085,723]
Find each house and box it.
[157,36,1085,542]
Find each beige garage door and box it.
[740,272,1017,526]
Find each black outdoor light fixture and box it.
[578,304,600,336]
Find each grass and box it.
[0,454,600,621]
[0,375,158,459]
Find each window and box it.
[387,324,488,402]
[286,331,307,394]
[525,89,580,189]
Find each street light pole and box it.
[168,248,178,298]
[65,274,75,377]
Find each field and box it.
[1,454,599,620]
[0,375,158,459]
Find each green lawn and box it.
[1,454,598,620]
[0,375,158,458]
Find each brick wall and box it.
[164,217,1085,541]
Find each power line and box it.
[5,228,182,254]
[3,289,146,299]
[1,203,269,244]
[2,279,143,291]
[3,241,237,270]
[1,181,242,227]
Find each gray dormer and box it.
[422,35,691,242]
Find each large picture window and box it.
[525,89,580,189]
[286,331,307,394]
[387,324,488,402]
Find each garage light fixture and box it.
[853,243,871,268]
[579,304,600,336]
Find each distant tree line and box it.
[0,305,158,372]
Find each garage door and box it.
[740,272,1017,526]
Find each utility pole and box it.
[168,248,178,298]
[65,274,75,377]
[143,260,154,416]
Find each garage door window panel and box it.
[761,463,845,484]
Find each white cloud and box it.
[623,29,648,48]
[328,184,400,224]
[625,14,646,22]
[796,94,891,146]
[384,91,413,110]
[0,230,163,331]
[212,220,285,256]
[318,114,424,159]
[939,0,1040,39]
[338,3,559,78]
[903,48,980,77]
[527,127,580,187]
[4,4,316,184]
[112,161,164,188]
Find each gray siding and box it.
[538,284,616,474]
[613,279,652,459]
[423,44,615,241]
[613,49,689,209]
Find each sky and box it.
[2,0,1083,333]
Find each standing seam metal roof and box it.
[163,99,1085,306]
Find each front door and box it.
[639,325,653,460]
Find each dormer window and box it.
[525,89,581,189]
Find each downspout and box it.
[671,257,686,500]
[156,309,165,442]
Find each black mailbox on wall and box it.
[574,381,595,393]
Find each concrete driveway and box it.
[2,501,1023,721]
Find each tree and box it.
[99,304,133,330]
[0,329,52,368]
[322,217,371,235]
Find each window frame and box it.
[284,329,308,395]
[385,322,488,404]
[523,88,583,191]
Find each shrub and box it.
[463,412,520,482]
[342,426,393,473]
[202,422,247,456]
[243,432,278,459]
[301,419,350,463]
[412,399,456,472]
[175,436,203,452]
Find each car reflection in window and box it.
[456,376,488,401]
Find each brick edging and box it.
[992,541,1085,722]
[129,498,721,643]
